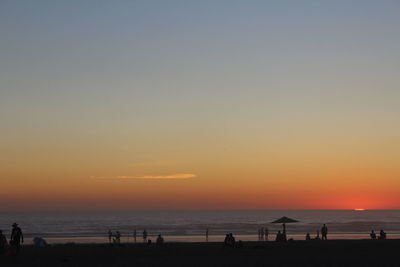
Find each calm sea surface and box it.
[0,210,399,244]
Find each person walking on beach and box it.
[265,227,269,241]
[133,229,137,243]
[10,223,23,254]
[143,229,148,243]
[260,227,264,240]
[321,224,328,240]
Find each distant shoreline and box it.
[15,232,400,245]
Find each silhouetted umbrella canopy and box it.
[271,216,299,224]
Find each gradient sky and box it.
[1,0,400,211]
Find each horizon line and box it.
[1,208,400,213]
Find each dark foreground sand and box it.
[1,239,399,267]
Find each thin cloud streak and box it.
[91,174,197,180]
[118,174,197,179]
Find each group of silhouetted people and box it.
[275,230,286,242]
[275,223,288,242]
[108,229,167,246]
[271,223,327,242]
[370,229,386,239]
[257,227,269,241]
[107,229,122,245]
[304,224,328,241]
[224,233,236,247]
[0,223,24,257]
[105,223,392,247]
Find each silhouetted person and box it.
[321,224,328,240]
[0,230,8,254]
[224,233,235,247]
[108,229,112,244]
[379,229,386,239]
[10,223,23,254]
[133,229,137,243]
[224,234,230,246]
[260,227,264,240]
[206,228,209,242]
[229,233,236,247]
[143,229,148,242]
[265,227,269,241]
[306,233,311,241]
[156,234,164,245]
[315,230,320,240]
[115,231,121,244]
[275,230,284,242]
[370,230,376,239]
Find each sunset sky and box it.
[1,1,400,211]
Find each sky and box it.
[1,0,400,211]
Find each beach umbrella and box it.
[271,216,299,241]
[271,216,299,224]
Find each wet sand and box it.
[1,239,398,266]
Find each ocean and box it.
[0,210,399,244]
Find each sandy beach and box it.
[1,239,399,267]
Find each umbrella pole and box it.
[283,223,287,241]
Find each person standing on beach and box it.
[306,233,311,241]
[379,229,386,239]
[108,229,113,244]
[261,227,264,240]
[321,224,328,240]
[115,231,121,244]
[10,223,23,254]
[265,227,269,241]
[0,230,8,255]
[275,230,283,242]
[370,230,376,239]
[143,229,148,243]
[133,229,137,243]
